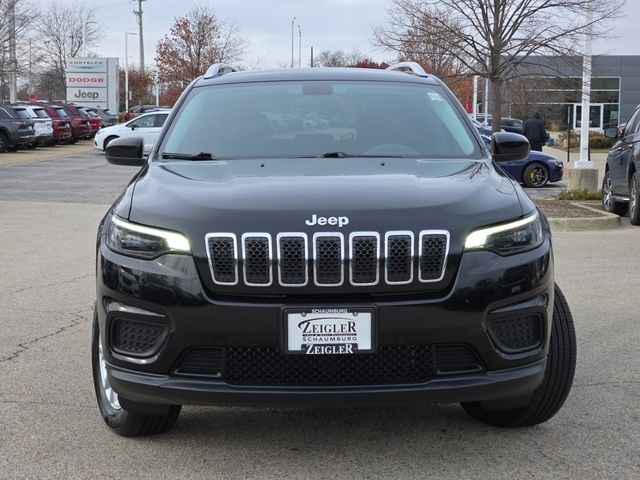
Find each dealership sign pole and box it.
[65,58,119,114]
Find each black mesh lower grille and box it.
[175,348,224,376]
[351,236,378,284]
[110,318,166,356]
[224,345,433,386]
[243,236,271,285]
[420,234,447,281]
[488,315,543,352]
[435,345,482,373]
[208,236,237,284]
[279,236,306,285]
[386,235,412,283]
[315,236,342,285]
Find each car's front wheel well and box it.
[629,163,637,186]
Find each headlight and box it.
[465,211,543,255]
[106,215,191,259]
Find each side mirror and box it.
[492,132,530,162]
[130,125,136,130]
[106,136,144,166]
[604,127,619,139]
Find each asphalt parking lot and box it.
[1,151,638,479]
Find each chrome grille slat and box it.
[419,231,450,283]
[242,233,272,286]
[313,233,344,286]
[205,233,238,285]
[277,233,308,287]
[206,230,448,288]
[385,231,414,285]
[349,232,380,286]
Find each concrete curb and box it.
[547,202,623,231]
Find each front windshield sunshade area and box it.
[161,81,479,159]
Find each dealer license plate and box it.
[285,308,374,354]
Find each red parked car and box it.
[85,109,102,137]
[58,103,91,142]
[36,104,72,144]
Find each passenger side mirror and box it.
[492,132,530,162]
[130,125,136,131]
[604,127,619,139]
[106,136,145,166]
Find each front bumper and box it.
[549,163,564,183]
[97,234,554,407]
[109,358,546,407]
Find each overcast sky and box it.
[51,0,640,69]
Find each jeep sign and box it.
[66,87,107,102]
[65,57,118,112]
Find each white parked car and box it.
[94,110,171,154]
[23,105,54,146]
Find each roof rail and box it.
[386,62,428,77]
[203,63,239,79]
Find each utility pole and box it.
[134,0,146,71]
[298,25,302,68]
[8,0,17,103]
[310,46,314,67]
[290,17,296,68]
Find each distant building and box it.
[504,55,640,131]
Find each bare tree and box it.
[374,0,624,131]
[155,5,247,87]
[0,0,37,100]
[313,49,365,67]
[34,1,102,100]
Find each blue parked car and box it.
[480,134,563,188]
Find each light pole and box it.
[291,17,296,68]
[124,32,137,112]
[298,25,302,68]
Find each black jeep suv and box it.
[94,63,576,436]
[602,105,640,224]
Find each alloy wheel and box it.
[528,165,548,187]
[98,335,121,410]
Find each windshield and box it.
[160,81,479,160]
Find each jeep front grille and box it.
[206,230,449,288]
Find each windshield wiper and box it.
[161,151,216,161]
[321,151,412,158]
[322,151,356,158]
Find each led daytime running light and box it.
[465,211,539,250]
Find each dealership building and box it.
[503,55,640,131]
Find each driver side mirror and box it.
[130,125,136,131]
[106,136,144,166]
[492,132,530,162]
[604,127,619,139]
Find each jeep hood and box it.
[127,157,526,252]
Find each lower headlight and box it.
[106,215,191,259]
[465,211,543,255]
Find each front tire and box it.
[602,170,628,216]
[91,308,181,436]
[522,163,549,188]
[629,173,640,225]
[461,284,576,427]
